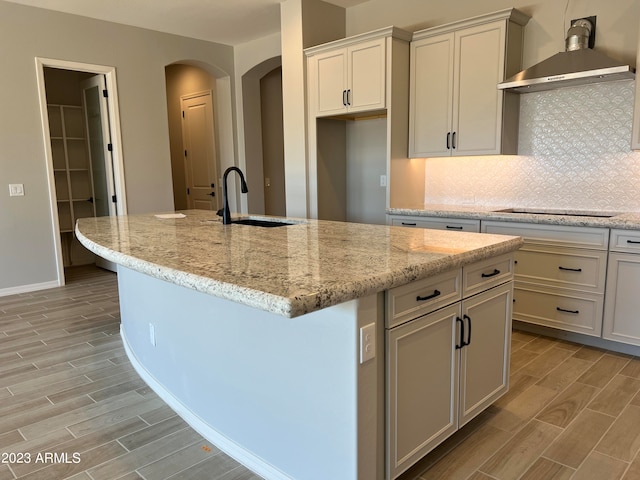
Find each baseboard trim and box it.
[513,320,640,357]
[120,327,293,480]
[0,280,60,298]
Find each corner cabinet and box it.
[409,9,529,158]
[603,230,640,346]
[386,254,514,479]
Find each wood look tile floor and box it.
[0,265,262,480]
[401,329,640,480]
[3,266,640,480]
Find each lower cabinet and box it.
[385,264,512,479]
[482,221,608,337]
[603,229,640,346]
[388,214,480,232]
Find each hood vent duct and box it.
[498,16,635,93]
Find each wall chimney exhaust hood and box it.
[498,16,635,93]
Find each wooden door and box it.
[81,75,118,272]
[181,91,218,210]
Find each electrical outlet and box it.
[360,323,376,364]
[9,184,24,197]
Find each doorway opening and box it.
[241,57,285,216]
[165,63,223,212]
[36,58,127,286]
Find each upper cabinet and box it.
[632,27,640,150]
[306,27,411,118]
[409,9,530,158]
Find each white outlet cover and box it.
[359,323,376,364]
[9,184,24,196]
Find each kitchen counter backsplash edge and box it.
[388,205,640,230]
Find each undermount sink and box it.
[492,208,617,218]
[231,218,296,227]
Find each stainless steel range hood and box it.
[498,17,635,93]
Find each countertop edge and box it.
[387,207,640,230]
[76,222,522,318]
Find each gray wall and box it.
[0,0,234,291]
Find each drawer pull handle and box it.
[558,266,582,272]
[401,222,417,226]
[557,307,579,314]
[627,240,640,244]
[445,225,463,230]
[481,269,501,278]
[416,290,441,302]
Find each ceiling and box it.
[4,0,367,45]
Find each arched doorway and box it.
[241,57,285,216]
[164,61,236,213]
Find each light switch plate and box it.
[9,184,24,197]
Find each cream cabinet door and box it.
[386,303,459,480]
[311,48,348,116]
[459,282,512,426]
[347,37,386,113]
[409,32,454,157]
[452,20,506,156]
[603,252,640,346]
[309,38,386,117]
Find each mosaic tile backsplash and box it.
[423,80,640,212]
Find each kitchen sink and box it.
[492,208,617,218]
[231,218,296,227]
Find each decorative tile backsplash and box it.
[424,80,640,212]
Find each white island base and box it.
[117,266,382,480]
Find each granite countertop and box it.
[75,210,522,318]
[388,204,640,229]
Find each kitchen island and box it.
[76,210,522,480]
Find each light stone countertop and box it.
[388,204,640,229]
[75,210,522,318]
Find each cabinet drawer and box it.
[513,284,603,337]
[515,246,607,294]
[390,216,480,232]
[463,253,514,298]
[386,269,461,328]
[482,221,609,250]
[610,229,640,254]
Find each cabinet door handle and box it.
[346,89,351,106]
[627,240,640,244]
[481,269,501,278]
[557,307,579,314]
[401,222,417,226]
[416,289,441,302]
[445,225,463,230]
[455,317,464,350]
[452,131,457,149]
[446,132,451,149]
[462,314,471,347]
[558,266,582,272]
[342,90,347,107]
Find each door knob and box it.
[207,192,215,197]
